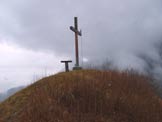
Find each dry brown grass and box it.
[0,70,162,122]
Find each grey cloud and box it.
[0,0,162,76]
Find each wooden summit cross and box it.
[70,17,82,70]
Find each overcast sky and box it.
[0,0,162,92]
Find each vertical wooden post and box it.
[70,17,82,70]
[74,17,79,67]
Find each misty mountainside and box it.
[0,70,161,122]
[137,41,162,97]
[0,86,24,102]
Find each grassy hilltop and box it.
[0,70,162,122]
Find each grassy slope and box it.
[0,70,162,122]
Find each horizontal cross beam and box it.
[61,60,72,63]
[70,26,82,36]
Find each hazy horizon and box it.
[0,0,162,91]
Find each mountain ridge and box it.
[0,70,161,122]
[0,86,24,102]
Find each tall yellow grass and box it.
[15,70,162,122]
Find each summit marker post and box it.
[70,17,82,70]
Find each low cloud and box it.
[0,0,162,80]
[0,42,64,91]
